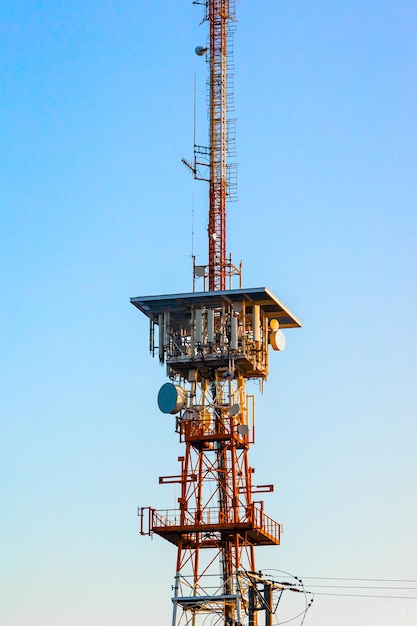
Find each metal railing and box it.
[140,502,281,543]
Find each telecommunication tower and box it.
[131,3,308,625]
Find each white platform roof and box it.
[131,287,301,329]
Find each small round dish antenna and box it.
[270,318,280,331]
[157,383,186,414]
[195,45,208,56]
[270,329,286,352]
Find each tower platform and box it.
[140,503,281,548]
[131,287,301,329]
[131,287,301,380]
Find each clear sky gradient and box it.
[1,1,416,625]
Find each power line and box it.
[274,576,417,600]
[300,576,417,583]
[311,591,417,600]
[302,584,417,590]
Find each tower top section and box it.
[191,0,238,291]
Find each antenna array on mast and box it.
[193,0,238,291]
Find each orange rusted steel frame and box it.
[208,0,229,291]
[169,412,262,591]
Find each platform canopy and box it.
[130,287,301,329]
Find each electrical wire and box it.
[311,591,417,600]
[274,576,417,600]
[300,584,417,590]
[300,576,417,583]
[275,599,314,625]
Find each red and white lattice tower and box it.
[131,3,305,625]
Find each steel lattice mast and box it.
[208,0,228,291]
[131,3,305,626]
[192,0,238,291]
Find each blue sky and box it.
[1,1,416,625]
